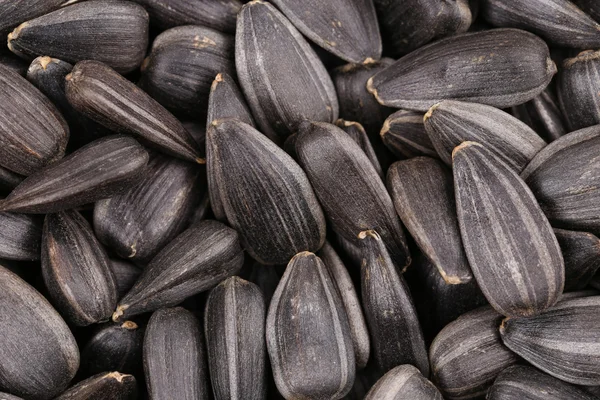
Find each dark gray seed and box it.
[0,167,23,195]
[481,0,600,48]
[0,135,149,214]
[0,211,41,261]
[429,306,519,399]
[558,51,600,131]
[270,0,381,63]
[365,364,443,400]
[373,0,472,57]
[510,88,568,142]
[454,142,564,317]
[318,242,370,369]
[0,392,23,400]
[65,60,202,163]
[367,28,556,111]
[424,100,546,172]
[582,385,600,397]
[572,0,600,21]
[359,230,429,376]
[144,307,209,400]
[55,372,137,400]
[42,210,117,326]
[140,25,234,116]
[336,119,383,178]
[388,157,473,284]
[94,152,204,265]
[0,264,79,399]
[131,0,241,32]
[113,220,244,321]
[522,125,600,235]
[380,110,438,159]
[238,262,280,306]
[0,49,29,76]
[295,121,411,269]
[236,1,338,139]
[0,63,68,176]
[109,260,142,300]
[555,229,600,291]
[207,119,326,265]
[487,365,597,400]
[205,277,266,400]
[80,321,144,377]
[207,72,255,131]
[0,0,67,34]
[267,252,355,400]
[8,0,149,74]
[500,296,600,385]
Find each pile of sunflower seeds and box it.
[0,0,600,399]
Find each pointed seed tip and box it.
[380,119,390,137]
[424,102,442,122]
[499,317,510,334]
[107,372,128,383]
[112,305,126,322]
[215,73,223,82]
[363,57,376,65]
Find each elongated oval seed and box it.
[359,230,429,376]
[144,307,209,400]
[336,119,383,178]
[236,0,338,139]
[500,296,600,385]
[295,121,411,269]
[8,0,149,74]
[429,306,519,399]
[555,229,600,291]
[109,260,141,300]
[0,135,149,214]
[0,0,67,34]
[365,364,443,400]
[207,119,326,265]
[380,110,438,159]
[0,63,68,176]
[511,88,567,143]
[266,252,356,400]
[0,264,79,399]
[55,372,137,400]
[94,152,203,265]
[454,141,564,317]
[0,211,42,261]
[424,100,546,172]
[113,220,244,321]
[205,277,267,400]
[522,125,600,235]
[367,28,556,111]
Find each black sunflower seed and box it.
[555,229,600,291]
[511,88,567,143]
[336,119,383,178]
[364,364,443,400]
[55,372,137,400]
[0,0,67,34]
[0,211,42,261]
[109,260,141,300]
[380,110,438,159]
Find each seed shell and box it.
[0,49,29,76]
[364,364,443,400]
[554,229,600,291]
[511,88,567,142]
[109,260,141,300]
[380,110,438,159]
[572,0,600,22]
[0,0,68,34]
[0,167,23,195]
[336,119,383,178]
[206,72,256,131]
[0,392,23,400]
[0,211,42,261]
[55,372,137,400]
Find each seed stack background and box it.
[0,0,599,399]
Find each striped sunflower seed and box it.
[0,211,42,261]
[336,119,383,178]
[109,260,141,300]
[555,229,600,291]
[364,364,443,400]
[380,110,437,159]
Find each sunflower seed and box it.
[55,372,137,400]
[205,276,267,400]
[500,296,600,385]
[267,252,355,400]
[144,307,209,399]
[0,167,23,195]
[424,100,546,172]
[554,229,600,291]
[380,110,437,159]
[8,0,149,74]
[65,61,202,163]
[0,211,41,261]
[336,119,383,178]
[109,260,142,300]
[0,0,67,34]
[0,264,79,399]
[572,0,600,21]
[0,135,149,214]
[207,72,255,131]
[367,28,556,111]
[0,48,29,76]
[364,364,443,400]
[511,88,567,143]
[207,119,326,265]
[236,0,338,140]
[0,392,23,400]
[359,230,429,376]
[113,220,244,321]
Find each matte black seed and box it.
[365,364,443,400]
[511,88,568,143]
[555,229,600,291]
[0,211,42,261]
[55,372,137,400]
[380,110,438,159]
[207,72,256,131]
[109,260,142,300]
[0,0,67,34]
[336,119,383,178]
[0,166,24,195]
[0,48,29,76]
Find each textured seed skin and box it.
[0,64,68,176]
[367,29,556,111]
[114,220,244,321]
[140,26,234,116]
[572,0,600,22]
[144,307,209,400]
[0,0,67,34]
[131,0,241,32]
[239,262,281,306]
[205,277,267,400]
[55,372,137,400]
[522,125,600,235]
[110,260,141,300]
[318,242,370,369]
[336,119,383,178]
[373,0,471,57]
[511,88,567,143]
[236,1,339,139]
[0,264,79,399]
[0,167,23,195]
[500,296,600,385]
[454,142,564,317]
[424,100,546,172]
[0,211,42,261]
[267,252,356,400]
[381,110,437,159]
[0,392,23,400]
[94,153,203,265]
[487,365,597,400]
[207,73,255,131]
[364,364,443,400]
[8,0,149,74]
[554,229,600,291]
[207,119,326,265]
[359,230,429,376]
[0,135,149,214]
[66,61,202,163]
[295,121,411,269]
[558,51,600,131]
